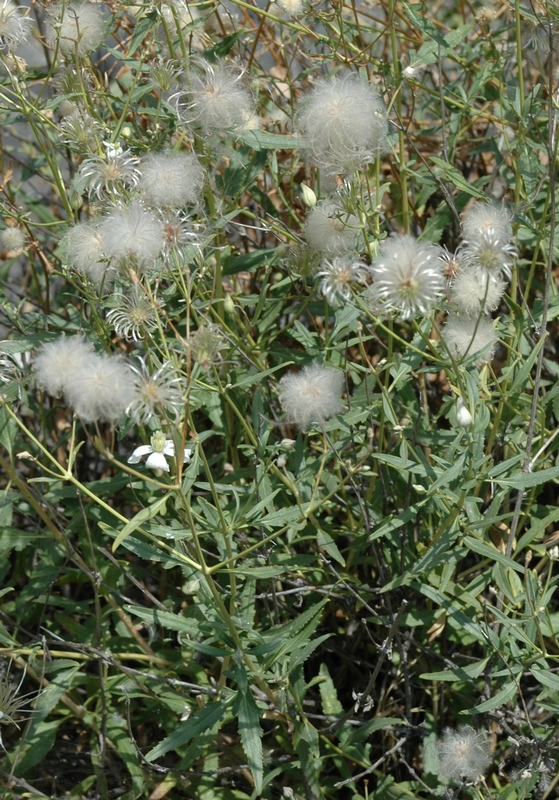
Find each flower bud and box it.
[456,397,473,428]
[300,183,317,208]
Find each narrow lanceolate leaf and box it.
[233,666,263,794]
[469,681,517,714]
[493,465,559,489]
[112,495,169,552]
[145,702,227,762]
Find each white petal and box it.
[162,441,176,457]
[145,452,170,472]
[183,448,192,463]
[127,445,153,464]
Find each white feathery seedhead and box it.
[0,0,32,51]
[451,269,506,317]
[126,358,186,424]
[278,362,344,431]
[106,286,159,342]
[64,353,136,423]
[304,198,359,255]
[174,58,257,135]
[434,725,491,783]
[78,142,141,200]
[296,72,388,175]
[369,233,445,319]
[275,0,305,15]
[0,226,25,253]
[98,202,167,270]
[459,201,516,279]
[316,256,370,306]
[442,314,498,365]
[63,221,112,287]
[47,2,106,57]
[33,336,96,398]
[138,151,205,208]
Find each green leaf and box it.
[530,666,559,693]
[429,156,487,198]
[420,657,490,682]
[233,667,263,794]
[469,681,517,714]
[463,536,524,573]
[112,495,169,552]
[238,130,307,150]
[145,701,228,762]
[493,465,559,489]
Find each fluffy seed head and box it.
[59,110,102,152]
[78,142,141,199]
[434,726,491,783]
[33,336,96,398]
[296,72,388,175]
[64,353,137,423]
[369,234,445,319]
[0,0,32,51]
[459,202,516,279]
[0,225,25,253]
[138,151,205,208]
[451,269,506,316]
[278,362,344,430]
[304,198,359,255]
[47,2,106,57]
[316,256,370,306]
[442,314,498,365]
[127,359,185,424]
[174,58,257,135]
[98,202,167,270]
[187,324,227,368]
[275,0,305,15]
[63,221,112,287]
[106,287,159,341]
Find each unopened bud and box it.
[300,183,317,208]
[456,397,473,428]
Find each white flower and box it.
[434,726,491,783]
[369,233,445,319]
[78,142,141,200]
[173,59,257,135]
[316,256,370,306]
[295,72,388,175]
[304,198,359,255]
[459,201,516,279]
[278,362,344,430]
[442,314,498,365]
[127,431,192,472]
[300,183,317,208]
[138,151,205,209]
[451,269,506,316]
[98,202,167,271]
[47,2,106,57]
[0,0,32,51]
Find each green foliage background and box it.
[1,0,559,798]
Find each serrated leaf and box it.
[145,702,228,762]
[233,668,263,794]
[493,465,559,489]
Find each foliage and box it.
[1,0,559,798]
